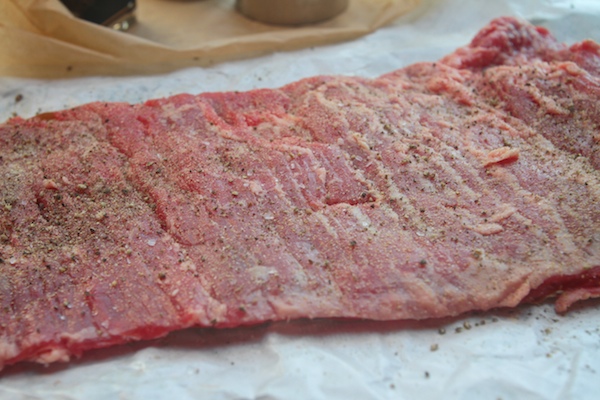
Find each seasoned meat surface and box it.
[0,17,599,369]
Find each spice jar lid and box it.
[236,0,349,26]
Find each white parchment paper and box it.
[1,0,600,399]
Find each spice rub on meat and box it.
[1,17,599,369]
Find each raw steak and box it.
[1,17,599,370]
